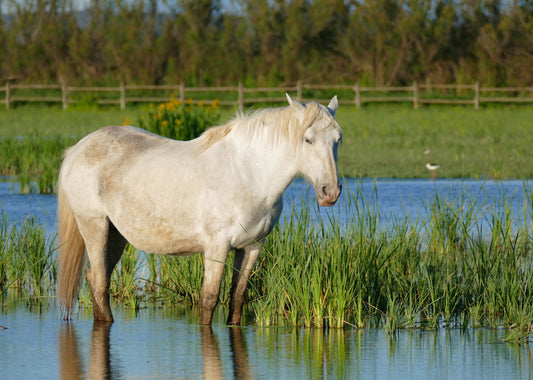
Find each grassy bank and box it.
[1,187,533,342]
[1,104,533,192]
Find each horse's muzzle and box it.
[316,182,342,206]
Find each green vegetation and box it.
[0,214,57,304]
[138,98,220,140]
[0,102,223,193]
[1,1,533,87]
[336,105,533,179]
[1,104,533,193]
[0,135,76,193]
[2,188,533,343]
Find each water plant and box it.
[0,213,58,305]
[0,135,76,194]
[3,181,533,343]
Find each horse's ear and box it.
[327,95,338,117]
[286,93,304,110]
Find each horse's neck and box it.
[227,133,299,203]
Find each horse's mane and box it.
[198,102,330,152]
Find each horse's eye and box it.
[304,138,313,145]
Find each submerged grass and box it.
[1,184,533,343]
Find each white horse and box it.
[57,94,342,325]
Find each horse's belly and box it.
[111,213,204,255]
[125,232,204,256]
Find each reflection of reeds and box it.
[2,186,533,342]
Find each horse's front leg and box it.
[200,248,229,325]
[227,243,262,325]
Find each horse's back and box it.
[59,126,176,213]
[67,126,166,166]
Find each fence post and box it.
[296,80,302,102]
[238,82,244,111]
[413,81,419,109]
[120,82,126,110]
[354,82,361,109]
[61,82,68,110]
[474,82,480,109]
[5,81,10,110]
[180,82,185,102]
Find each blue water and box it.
[2,177,530,235]
[1,304,531,380]
[1,178,533,379]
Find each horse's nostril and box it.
[322,186,328,197]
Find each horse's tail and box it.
[57,149,86,319]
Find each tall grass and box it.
[0,135,77,193]
[2,183,533,341]
[0,214,58,304]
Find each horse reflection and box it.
[59,322,253,379]
[201,325,254,379]
[58,324,84,379]
[59,321,113,380]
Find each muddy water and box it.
[1,304,531,380]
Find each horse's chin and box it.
[317,196,338,207]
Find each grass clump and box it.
[0,135,77,193]
[138,98,220,140]
[0,214,58,305]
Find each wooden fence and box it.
[1,81,533,110]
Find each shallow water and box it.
[1,304,531,380]
[1,178,531,235]
[2,178,533,378]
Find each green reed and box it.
[0,135,77,193]
[0,213,58,304]
[2,183,533,342]
[91,182,533,341]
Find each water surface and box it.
[1,305,531,380]
[2,178,533,379]
[1,178,531,234]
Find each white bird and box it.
[425,163,439,171]
[426,163,439,179]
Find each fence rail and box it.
[1,81,533,110]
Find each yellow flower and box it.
[175,119,182,125]
[199,100,205,106]
[210,99,220,108]
[122,117,131,126]
[187,98,193,104]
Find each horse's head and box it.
[287,94,343,207]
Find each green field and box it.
[1,104,533,192]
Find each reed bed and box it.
[0,135,77,193]
[0,214,58,304]
[1,186,533,342]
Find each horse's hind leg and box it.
[79,217,126,321]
